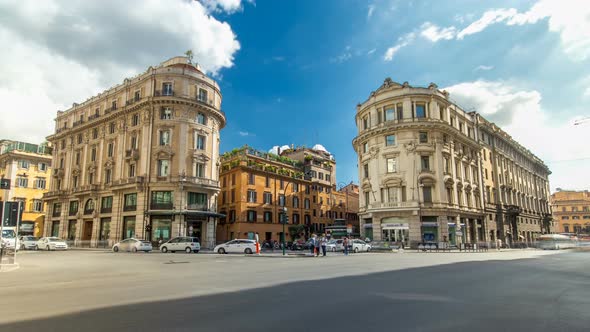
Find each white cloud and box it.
[268,145,290,155]
[0,0,242,143]
[367,4,375,18]
[457,8,517,39]
[474,65,494,71]
[420,22,457,42]
[444,80,590,190]
[367,48,376,55]
[330,46,353,64]
[384,33,415,61]
[238,131,254,137]
[200,0,243,13]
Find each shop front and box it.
[421,217,439,243]
[380,217,409,247]
[151,215,173,244]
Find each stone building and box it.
[551,190,590,234]
[43,56,225,248]
[352,78,551,247]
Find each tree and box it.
[185,50,194,64]
[288,224,305,242]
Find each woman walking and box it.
[320,234,327,256]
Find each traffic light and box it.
[284,214,289,224]
[280,213,289,224]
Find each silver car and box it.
[19,236,38,250]
[159,237,201,253]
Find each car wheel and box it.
[161,246,168,253]
[354,247,359,253]
[218,248,226,254]
[331,247,336,252]
[132,247,138,253]
[145,250,151,253]
[194,250,199,253]
[34,245,38,251]
[185,247,192,254]
[46,245,51,251]
[113,246,119,252]
[20,244,25,250]
[367,247,371,252]
[245,248,253,254]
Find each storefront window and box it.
[51,221,60,237]
[122,216,136,239]
[99,218,111,242]
[151,217,172,243]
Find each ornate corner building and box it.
[352,78,552,247]
[551,190,590,234]
[42,56,225,248]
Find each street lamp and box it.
[281,206,288,256]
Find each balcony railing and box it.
[100,207,112,214]
[174,176,219,187]
[84,208,94,215]
[155,90,175,97]
[73,120,85,127]
[150,202,173,210]
[123,205,137,212]
[56,126,69,134]
[112,176,144,186]
[88,114,100,121]
[69,209,78,216]
[52,210,61,217]
[187,203,208,211]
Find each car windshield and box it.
[48,238,63,242]
[2,230,16,238]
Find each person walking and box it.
[343,236,349,256]
[320,234,327,257]
[314,234,321,257]
[309,234,316,255]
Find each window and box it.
[134,90,141,101]
[396,103,403,119]
[293,196,299,208]
[111,100,117,110]
[292,213,300,224]
[421,156,430,170]
[265,176,270,187]
[364,192,370,205]
[38,163,48,172]
[69,200,79,216]
[293,183,299,192]
[160,130,170,146]
[195,163,205,177]
[104,169,112,184]
[53,203,62,217]
[363,117,368,130]
[16,177,28,188]
[92,128,98,139]
[131,136,138,149]
[124,193,137,211]
[419,131,428,143]
[363,142,368,153]
[229,210,236,222]
[72,175,78,188]
[158,160,170,176]
[35,178,46,189]
[32,199,43,212]
[263,192,272,204]
[247,190,257,203]
[385,107,395,121]
[109,122,116,134]
[132,114,139,126]
[363,164,369,178]
[423,186,432,203]
[304,198,310,209]
[319,173,324,180]
[385,135,396,146]
[195,135,206,150]
[248,173,255,185]
[160,107,172,119]
[151,191,172,209]
[264,211,272,223]
[415,103,426,118]
[247,210,257,222]
[77,134,83,144]
[187,192,207,209]
[196,112,207,125]
[231,189,235,203]
[128,164,136,177]
[84,199,95,214]
[198,88,208,102]
[75,151,81,165]
[387,158,397,173]
[91,147,97,162]
[163,83,173,96]
[107,142,114,157]
[443,157,450,174]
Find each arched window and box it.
[84,199,95,214]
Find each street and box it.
[1,250,589,331]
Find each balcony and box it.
[69,209,78,217]
[123,204,137,212]
[44,190,66,199]
[155,90,175,97]
[88,113,100,121]
[111,176,144,188]
[150,202,173,210]
[125,149,140,160]
[174,176,219,188]
[73,120,84,127]
[187,203,208,211]
[56,126,69,134]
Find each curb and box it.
[0,263,20,272]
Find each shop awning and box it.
[382,223,409,230]
[146,210,226,218]
[421,222,439,227]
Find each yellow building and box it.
[551,190,590,234]
[0,140,53,237]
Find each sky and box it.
[0,0,589,192]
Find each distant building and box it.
[352,78,551,248]
[217,145,356,243]
[0,140,53,237]
[43,56,226,248]
[551,190,590,234]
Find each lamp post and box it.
[281,206,287,256]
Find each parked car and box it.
[36,237,68,251]
[112,238,152,253]
[159,237,201,253]
[1,229,19,250]
[326,239,344,252]
[351,239,372,253]
[214,239,256,254]
[19,236,38,250]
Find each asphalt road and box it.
[0,250,588,331]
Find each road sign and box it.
[0,179,9,189]
[346,224,353,234]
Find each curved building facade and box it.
[353,78,551,248]
[43,56,226,248]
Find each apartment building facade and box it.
[217,146,350,243]
[551,190,590,234]
[0,140,53,237]
[43,56,226,248]
[353,78,551,247]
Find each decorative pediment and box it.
[381,176,403,187]
[443,174,454,188]
[418,172,436,185]
[361,178,372,191]
[87,163,97,173]
[153,146,175,159]
[71,167,81,176]
[192,152,210,163]
[104,158,115,169]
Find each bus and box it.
[537,234,577,250]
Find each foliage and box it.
[288,224,306,241]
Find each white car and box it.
[214,239,256,254]
[159,237,201,253]
[112,238,152,253]
[37,237,68,251]
[19,236,38,250]
[1,229,19,250]
[326,239,344,252]
[351,239,372,253]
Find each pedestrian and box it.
[314,234,321,257]
[343,236,349,256]
[309,234,316,255]
[320,234,327,257]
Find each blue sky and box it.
[1,0,589,190]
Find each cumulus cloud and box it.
[420,22,457,42]
[268,145,291,155]
[444,80,590,190]
[0,0,242,143]
[383,33,415,61]
[200,0,243,13]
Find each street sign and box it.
[0,179,9,189]
[346,224,353,234]
[456,231,463,236]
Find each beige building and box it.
[551,190,590,234]
[43,56,226,248]
[0,140,53,237]
[352,79,551,248]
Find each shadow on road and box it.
[1,253,589,332]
